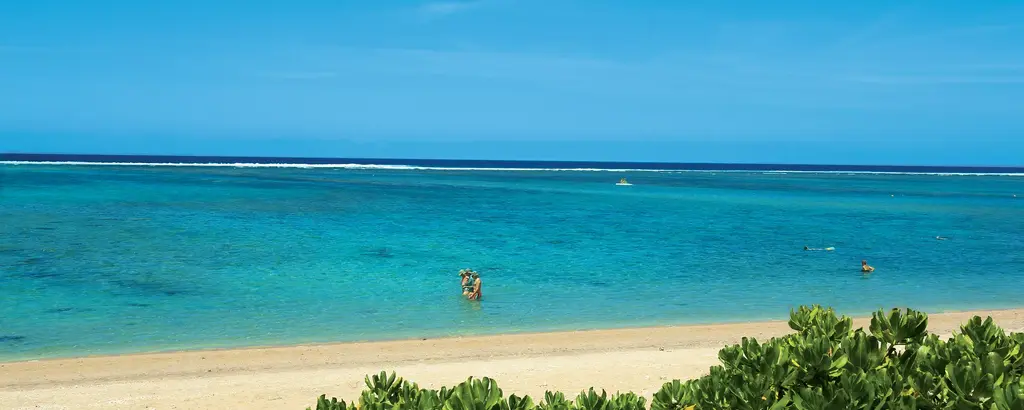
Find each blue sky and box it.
[1,0,1022,165]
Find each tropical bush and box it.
[310,373,645,410]
[310,305,1024,410]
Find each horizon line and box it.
[2,152,1023,171]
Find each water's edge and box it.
[4,303,1022,364]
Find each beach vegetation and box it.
[311,372,646,410]
[310,305,1024,410]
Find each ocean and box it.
[1,154,1022,361]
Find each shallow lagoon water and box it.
[1,163,1022,360]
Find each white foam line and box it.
[0,161,653,172]
[1,161,1021,176]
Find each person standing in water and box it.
[459,269,474,296]
[467,272,482,301]
[861,260,875,273]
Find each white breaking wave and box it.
[0,160,1021,176]
[0,161,656,172]
[0,161,423,169]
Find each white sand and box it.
[2,309,1022,410]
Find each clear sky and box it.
[1,1,1022,165]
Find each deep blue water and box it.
[1,154,1022,361]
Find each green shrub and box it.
[655,305,1024,409]
[310,306,1024,410]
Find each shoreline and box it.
[5,305,1024,365]
[3,308,1023,410]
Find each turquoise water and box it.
[1,164,1022,361]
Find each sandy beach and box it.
[2,309,1023,410]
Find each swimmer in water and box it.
[936,236,949,240]
[861,260,875,273]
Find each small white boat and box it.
[616,178,632,186]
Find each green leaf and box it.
[316,394,350,410]
[870,308,930,347]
